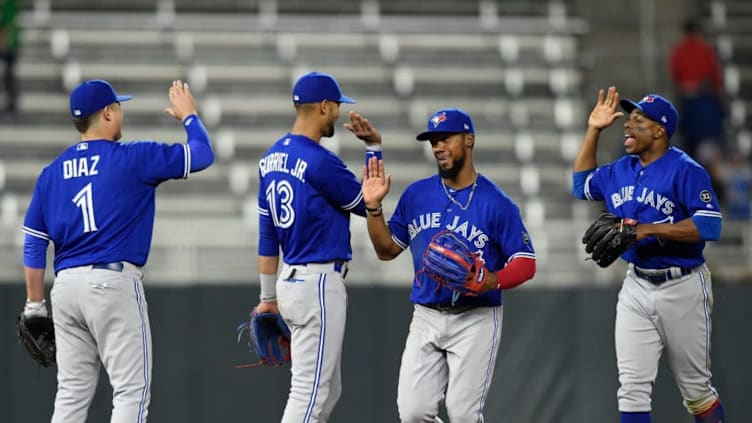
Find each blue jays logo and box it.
[642,95,655,103]
[430,112,447,128]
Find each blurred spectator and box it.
[0,0,19,115]
[669,19,725,163]
[719,149,752,221]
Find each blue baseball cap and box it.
[416,108,475,141]
[69,79,132,118]
[292,71,356,105]
[620,94,678,139]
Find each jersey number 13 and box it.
[266,179,295,229]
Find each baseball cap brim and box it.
[620,99,640,114]
[116,95,133,102]
[416,131,459,141]
[338,95,356,104]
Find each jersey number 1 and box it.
[73,182,98,233]
[266,179,295,229]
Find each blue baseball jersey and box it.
[582,146,722,268]
[388,174,535,307]
[257,134,366,264]
[22,115,213,273]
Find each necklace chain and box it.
[441,175,478,211]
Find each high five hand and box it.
[588,86,624,130]
[362,156,390,207]
[345,111,382,145]
[164,80,198,121]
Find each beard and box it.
[323,121,335,138]
[437,154,465,180]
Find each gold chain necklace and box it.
[441,174,478,211]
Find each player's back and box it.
[29,138,189,271]
[258,134,363,264]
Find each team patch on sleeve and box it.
[699,190,712,203]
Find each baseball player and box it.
[21,79,214,422]
[571,87,725,423]
[361,108,536,422]
[253,71,383,423]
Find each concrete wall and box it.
[2,283,749,422]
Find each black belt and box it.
[332,260,347,276]
[291,260,349,279]
[420,303,476,314]
[92,262,125,272]
[631,265,692,284]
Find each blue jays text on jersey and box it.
[407,213,490,249]
[388,174,535,308]
[609,185,676,216]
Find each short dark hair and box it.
[73,113,96,133]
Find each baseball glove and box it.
[17,314,56,367]
[582,212,638,268]
[235,307,291,368]
[421,230,487,296]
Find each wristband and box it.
[366,205,383,217]
[259,273,277,302]
[365,145,382,165]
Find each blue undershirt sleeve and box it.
[258,213,280,257]
[184,114,214,172]
[571,169,594,199]
[691,214,722,241]
[23,233,48,268]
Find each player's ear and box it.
[101,103,116,122]
[320,100,334,116]
[654,124,665,140]
[465,133,475,149]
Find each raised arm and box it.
[574,86,624,172]
[361,157,402,260]
[164,80,214,172]
[344,110,382,146]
